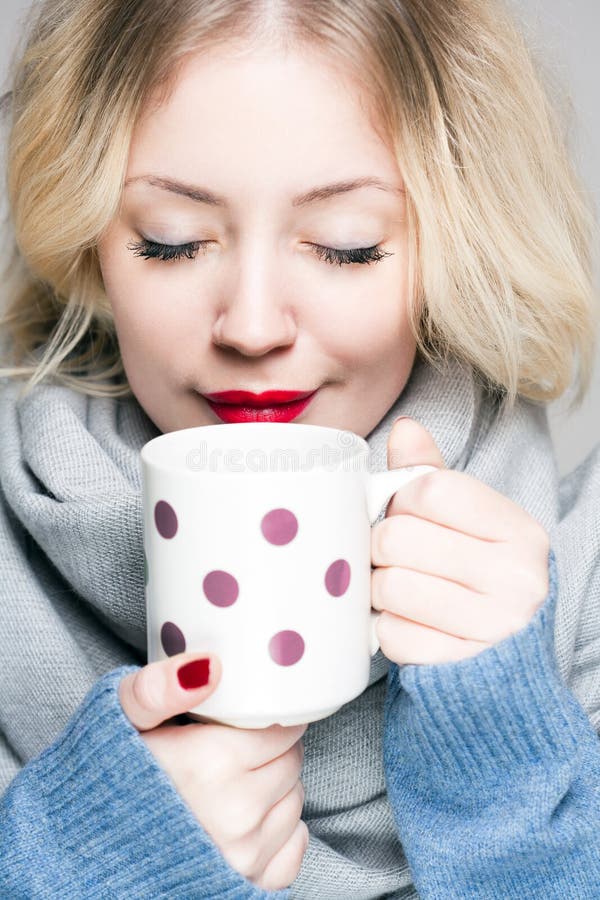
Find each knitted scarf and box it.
[1,352,599,899]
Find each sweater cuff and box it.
[30,665,290,898]
[385,549,585,792]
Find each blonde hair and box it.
[0,0,598,410]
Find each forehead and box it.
[126,45,400,195]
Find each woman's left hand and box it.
[371,417,551,665]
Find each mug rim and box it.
[141,421,370,476]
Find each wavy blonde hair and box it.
[0,0,598,410]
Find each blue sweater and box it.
[1,548,599,898]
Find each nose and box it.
[212,251,297,357]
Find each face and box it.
[96,41,417,436]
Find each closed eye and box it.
[127,238,203,262]
[126,238,393,266]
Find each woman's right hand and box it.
[118,653,309,892]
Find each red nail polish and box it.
[177,658,211,690]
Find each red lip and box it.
[202,389,319,423]
[204,389,315,406]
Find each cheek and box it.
[99,251,195,361]
[313,259,412,365]
[97,254,201,406]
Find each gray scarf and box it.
[1,352,599,900]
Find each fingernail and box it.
[177,658,211,690]
[392,415,413,426]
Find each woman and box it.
[0,0,599,896]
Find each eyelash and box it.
[126,238,393,267]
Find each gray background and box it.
[1,0,598,476]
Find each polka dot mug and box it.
[141,422,435,728]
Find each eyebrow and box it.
[123,174,404,207]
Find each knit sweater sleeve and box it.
[383,548,600,899]
[0,667,291,899]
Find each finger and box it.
[259,781,306,855]
[371,512,505,594]
[387,417,446,470]
[205,721,307,773]
[245,740,304,814]
[256,819,309,892]
[372,565,524,643]
[119,652,221,732]
[207,741,302,844]
[386,467,536,543]
[254,784,306,881]
[377,610,491,665]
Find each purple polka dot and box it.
[261,508,298,545]
[154,500,178,539]
[161,621,186,656]
[325,559,351,597]
[203,570,239,607]
[269,630,305,666]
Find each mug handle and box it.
[366,465,438,655]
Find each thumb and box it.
[387,416,446,470]
[119,651,222,732]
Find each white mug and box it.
[141,422,434,728]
